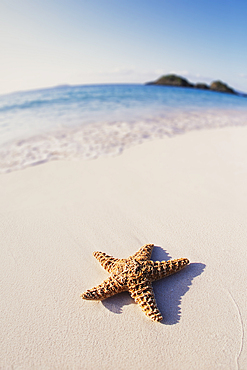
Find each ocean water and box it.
[1,84,247,173]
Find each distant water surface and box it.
[1,84,247,172]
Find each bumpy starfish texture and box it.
[81,244,189,322]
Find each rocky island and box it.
[146,74,242,95]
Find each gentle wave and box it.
[1,108,247,173]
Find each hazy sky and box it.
[1,0,247,94]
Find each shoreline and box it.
[1,125,247,369]
[1,107,247,174]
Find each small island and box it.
[147,74,194,88]
[146,74,243,95]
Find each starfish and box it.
[81,244,189,322]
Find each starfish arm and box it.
[150,258,189,281]
[93,251,121,273]
[130,244,154,261]
[129,281,163,322]
[81,275,126,301]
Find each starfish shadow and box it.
[102,246,205,324]
[102,292,133,314]
[151,246,205,325]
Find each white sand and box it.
[1,126,247,369]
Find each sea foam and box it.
[1,108,247,173]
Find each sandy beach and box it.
[1,125,247,369]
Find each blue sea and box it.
[1,84,247,173]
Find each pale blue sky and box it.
[1,0,247,94]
